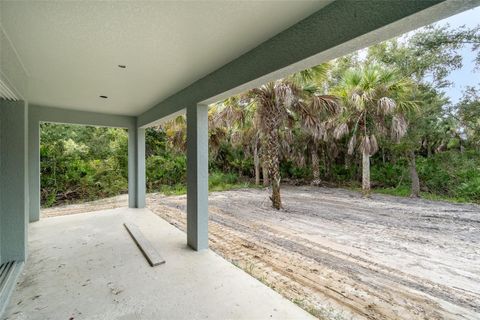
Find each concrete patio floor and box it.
[3,208,313,320]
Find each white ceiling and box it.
[1,1,330,115]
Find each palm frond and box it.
[370,134,379,155]
[377,97,396,114]
[347,135,356,155]
[391,115,408,142]
[333,123,349,140]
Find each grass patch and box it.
[373,186,473,204]
[346,184,475,204]
[159,171,261,196]
[160,184,187,196]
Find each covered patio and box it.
[3,208,313,319]
[0,0,479,318]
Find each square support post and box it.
[0,100,29,263]
[186,103,208,251]
[28,119,40,222]
[128,126,145,208]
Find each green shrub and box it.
[146,155,186,192]
[457,177,480,200]
[330,163,357,182]
[40,123,128,207]
[372,151,480,203]
[416,151,480,202]
[370,160,408,188]
[40,122,480,207]
[280,160,311,180]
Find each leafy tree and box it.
[40,123,128,206]
[368,24,480,88]
[366,23,479,196]
[456,85,480,149]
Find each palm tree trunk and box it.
[323,150,331,180]
[262,161,269,186]
[408,150,420,198]
[311,147,320,186]
[253,140,260,186]
[265,130,281,209]
[362,151,371,195]
[271,173,282,210]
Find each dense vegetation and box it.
[40,24,480,207]
[40,124,129,207]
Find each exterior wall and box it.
[0,99,28,263]
[28,105,140,222]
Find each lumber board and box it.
[124,223,165,267]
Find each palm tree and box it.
[213,96,263,185]
[332,64,417,194]
[290,63,339,186]
[209,98,240,159]
[248,74,337,209]
[247,81,297,209]
[212,65,337,209]
[163,115,187,153]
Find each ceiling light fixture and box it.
[118,65,126,69]
[100,95,108,99]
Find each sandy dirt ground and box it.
[42,186,480,320]
[42,194,129,218]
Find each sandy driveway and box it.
[43,186,480,319]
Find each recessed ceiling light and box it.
[100,95,108,99]
[118,65,126,69]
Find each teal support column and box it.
[128,126,145,208]
[28,119,40,222]
[0,100,28,263]
[186,104,208,251]
[136,128,146,208]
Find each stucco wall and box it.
[0,99,28,264]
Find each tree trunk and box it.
[408,150,420,198]
[362,151,371,195]
[323,150,331,180]
[265,129,281,209]
[262,161,269,186]
[253,140,260,186]
[311,147,321,186]
[271,173,282,210]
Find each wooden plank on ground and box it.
[124,223,166,267]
